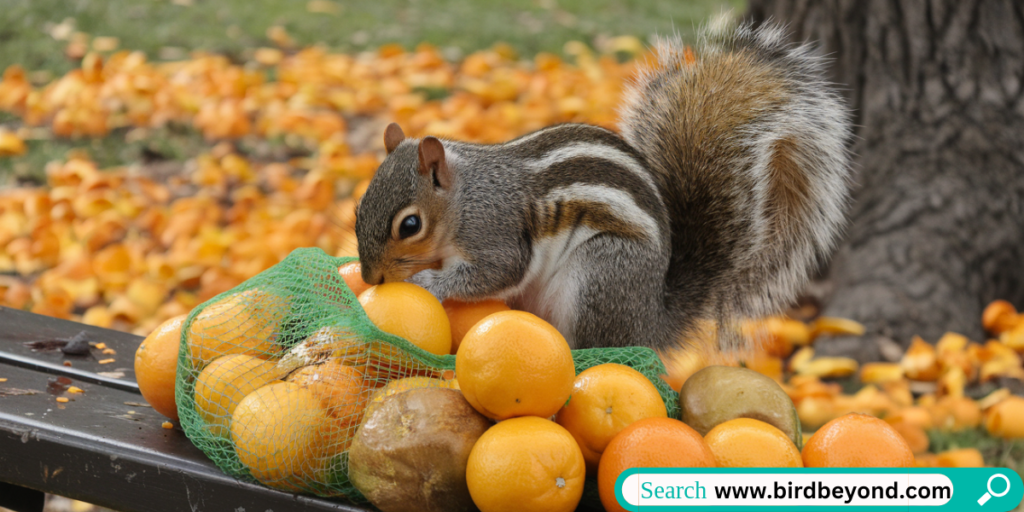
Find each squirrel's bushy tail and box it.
[618,21,852,348]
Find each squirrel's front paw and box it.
[407,269,444,299]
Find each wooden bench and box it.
[0,306,369,512]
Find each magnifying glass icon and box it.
[978,473,1011,505]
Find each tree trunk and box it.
[747,0,1024,357]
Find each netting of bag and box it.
[175,246,680,503]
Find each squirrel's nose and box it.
[361,267,384,286]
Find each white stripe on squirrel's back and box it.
[528,142,662,201]
[541,184,662,247]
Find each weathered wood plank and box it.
[0,306,143,383]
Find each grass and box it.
[929,428,1024,474]
[0,0,744,76]
[0,124,208,184]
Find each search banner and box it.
[615,468,1023,511]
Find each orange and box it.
[134,314,187,420]
[358,282,451,355]
[456,310,575,420]
[288,360,369,426]
[442,298,510,354]
[598,417,716,512]
[194,354,283,437]
[188,288,287,368]
[467,417,584,512]
[339,261,372,297]
[555,363,667,474]
[802,413,914,467]
[231,381,336,491]
[703,418,802,467]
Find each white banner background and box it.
[620,473,954,507]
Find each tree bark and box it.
[746,0,1024,355]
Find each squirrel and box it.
[354,22,852,350]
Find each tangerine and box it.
[195,353,283,437]
[555,363,667,474]
[231,381,335,491]
[188,288,287,368]
[456,310,575,420]
[288,360,369,426]
[598,417,716,512]
[703,418,802,467]
[802,413,913,467]
[467,417,584,512]
[134,314,187,420]
[339,261,372,297]
[358,282,451,355]
[442,298,509,354]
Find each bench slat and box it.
[0,307,144,383]
[0,350,139,393]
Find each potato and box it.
[348,387,491,512]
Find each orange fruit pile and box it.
[127,270,1024,510]
[451,308,712,512]
[454,311,582,511]
[152,281,468,492]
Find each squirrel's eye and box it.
[398,214,421,239]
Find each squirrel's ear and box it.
[384,123,405,154]
[418,136,452,189]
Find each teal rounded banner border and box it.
[614,468,1023,511]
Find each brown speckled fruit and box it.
[348,387,491,512]
[680,365,801,448]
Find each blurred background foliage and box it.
[0,0,740,182]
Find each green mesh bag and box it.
[175,246,679,505]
